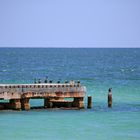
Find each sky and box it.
[0,0,140,48]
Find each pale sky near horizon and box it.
[0,0,140,48]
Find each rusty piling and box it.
[87,96,92,109]
[108,88,112,108]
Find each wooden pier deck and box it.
[0,82,86,110]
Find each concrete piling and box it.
[21,98,30,110]
[44,98,53,108]
[10,99,21,110]
[44,98,48,108]
[87,96,92,109]
[73,97,84,109]
[108,88,112,108]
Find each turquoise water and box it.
[0,48,140,140]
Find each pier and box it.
[0,82,86,110]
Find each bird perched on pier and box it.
[108,88,112,93]
[44,76,48,83]
[65,80,68,84]
[44,79,47,83]
[38,79,41,83]
[34,78,37,84]
[108,88,112,107]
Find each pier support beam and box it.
[10,99,21,110]
[73,97,84,109]
[21,98,30,110]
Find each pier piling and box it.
[21,98,30,110]
[108,88,112,108]
[10,99,21,110]
[87,96,92,109]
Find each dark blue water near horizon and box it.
[0,48,140,140]
[0,48,140,84]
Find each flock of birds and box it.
[34,77,80,84]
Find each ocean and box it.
[0,48,140,140]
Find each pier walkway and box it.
[0,82,86,110]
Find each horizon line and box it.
[0,46,140,49]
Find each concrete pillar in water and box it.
[10,99,21,110]
[44,98,48,108]
[44,98,53,108]
[87,96,92,109]
[21,98,30,110]
[73,97,84,109]
[47,102,53,108]
[79,97,84,109]
[108,88,112,108]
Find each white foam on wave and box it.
[121,68,135,72]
